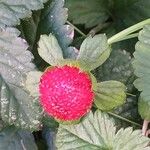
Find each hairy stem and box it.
[113,33,139,43]
[88,22,111,36]
[126,92,136,97]
[108,18,150,44]
[142,120,149,136]
[66,21,86,37]
[108,112,141,127]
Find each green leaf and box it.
[107,0,150,52]
[18,11,50,71]
[93,50,134,90]
[0,74,42,131]
[25,70,59,129]
[66,0,150,31]
[42,115,59,128]
[94,81,126,111]
[39,0,77,59]
[0,119,7,131]
[56,110,150,150]
[0,28,42,131]
[0,0,47,27]
[38,34,64,66]
[65,0,109,28]
[77,34,111,71]
[132,25,150,120]
[113,0,150,27]
[19,11,41,50]
[114,97,141,128]
[25,71,42,97]
[0,126,37,150]
[66,0,150,54]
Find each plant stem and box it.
[66,21,86,37]
[88,22,111,36]
[108,112,142,127]
[113,33,139,43]
[142,120,149,136]
[108,18,150,44]
[126,92,136,97]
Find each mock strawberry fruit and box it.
[39,65,94,121]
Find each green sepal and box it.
[88,73,97,91]
[94,81,126,111]
[77,34,111,71]
[38,34,64,66]
[59,59,81,68]
[54,111,91,125]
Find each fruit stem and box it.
[142,120,149,136]
[108,112,141,127]
[113,33,139,43]
[108,18,150,44]
[88,22,111,36]
[126,92,136,97]
[67,21,86,37]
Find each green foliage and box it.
[114,97,141,128]
[66,0,150,53]
[38,34,64,66]
[0,0,150,148]
[77,34,111,71]
[25,71,42,97]
[19,11,42,49]
[39,0,77,59]
[0,0,47,27]
[66,0,110,28]
[133,25,150,120]
[94,81,126,111]
[0,75,42,131]
[66,0,150,29]
[42,115,59,128]
[0,126,37,150]
[0,28,42,131]
[113,0,150,27]
[56,110,150,150]
[93,50,134,90]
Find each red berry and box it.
[39,65,94,121]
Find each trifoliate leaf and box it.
[132,25,150,120]
[77,34,111,71]
[0,28,42,131]
[93,50,134,90]
[94,81,126,111]
[38,34,64,66]
[0,0,47,27]
[56,110,150,150]
[0,126,37,150]
[65,0,109,28]
[39,0,78,59]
